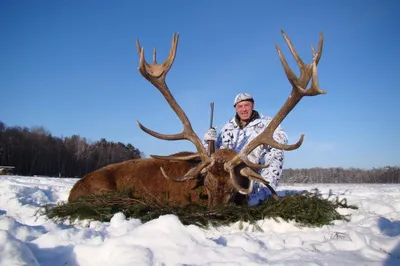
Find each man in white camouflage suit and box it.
[203,93,288,206]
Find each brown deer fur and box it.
[68,152,209,206]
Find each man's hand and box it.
[203,127,217,141]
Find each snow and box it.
[0,175,399,266]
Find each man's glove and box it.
[203,127,217,141]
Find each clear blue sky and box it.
[1,0,399,169]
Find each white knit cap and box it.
[233,93,254,106]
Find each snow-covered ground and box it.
[0,175,399,266]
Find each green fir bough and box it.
[43,188,357,228]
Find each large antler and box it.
[226,29,327,170]
[136,33,211,180]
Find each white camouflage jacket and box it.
[203,111,288,206]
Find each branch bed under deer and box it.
[45,189,357,228]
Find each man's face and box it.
[235,101,254,121]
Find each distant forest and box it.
[0,121,142,177]
[281,166,400,184]
[0,121,399,183]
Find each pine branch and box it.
[42,188,358,228]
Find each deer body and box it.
[68,152,207,205]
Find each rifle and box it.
[208,102,215,156]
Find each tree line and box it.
[0,121,142,177]
[1,121,399,183]
[281,166,400,183]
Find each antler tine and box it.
[153,47,157,64]
[279,30,324,90]
[239,167,279,200]
[313,32,324,65]
[160,160,211,182]
[135,33,209,157]
[280,29,305,72]
[226,30,326,169]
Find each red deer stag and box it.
[68,30,326,208]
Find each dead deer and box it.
[68,30,326,208]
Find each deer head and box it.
[136,30,326,208]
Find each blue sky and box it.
[1,0,399,169]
